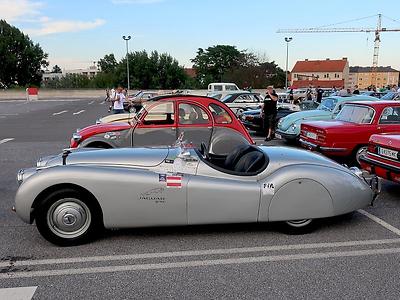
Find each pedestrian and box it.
[353,85,360,95]
[112,86,125,114]
[288,88,294,102]
[306,87,313,100]
[316,86,324,103]
[261,85,278,141]
[108,87,116,113]
[338,86,348,97]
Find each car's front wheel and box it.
[35,188,102,246]
[355,145,368,166]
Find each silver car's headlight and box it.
[17,169,24,185]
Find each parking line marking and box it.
[0,138,14,145]
[73,110,85,115]
[1,238,399,268]
[52,110,68,116]
[88,100,95,105]
[0,286,37,299]
[2,247,400,279]
[358,209,400,236]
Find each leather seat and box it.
[224,144,255,170]
[233,151,265,173]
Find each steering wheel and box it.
[200,142,210,160]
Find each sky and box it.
[1,0,400,71]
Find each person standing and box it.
[353,85,360,95]
[108,87,116,113]
[316,86,324,103]
[112,86,125,114]
[261,85,278,141]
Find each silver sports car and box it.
[14,141,380,246]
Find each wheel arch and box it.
[31,183,104,226]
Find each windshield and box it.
[336,105,375,124]
[317,98,338,111]
[221,94,233,102]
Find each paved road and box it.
[0,99,399,299]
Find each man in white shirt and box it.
[112,86,125,114]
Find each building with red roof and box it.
[290,58,349,89]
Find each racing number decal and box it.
[263,182,275,194]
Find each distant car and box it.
[206,83,242,99]
[124,91,160,112]
[275,95,379,143]
[361,91,388,99]
[221,92,263,115]
[300,101,400,164]
[380,92,400,101]
[14,141,379,246]
[240,108,297,133]
[360,133,400,183]
[71,95,254,155]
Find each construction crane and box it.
[277,14,400,87]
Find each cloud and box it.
[24,19,106,36]
[0,0,43,22]
[111,0,164,4]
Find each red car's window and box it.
[178,103,210,125]
[143,102,175,125]
[209,103,232,124]
[379,107,400,124]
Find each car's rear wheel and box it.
[35,189,102,246]
[283,219,314,234]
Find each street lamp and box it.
[122,35,132,92]
[284,37,293,90]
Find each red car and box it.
[299,101,400,163]
[70,95,254,155]
[360,133,400,183]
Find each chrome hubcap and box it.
[286,219,312,228]
[47,198,91,238]
[356,147,368,165]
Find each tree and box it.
[51,65,62,73]
[0,20,48,87]
[116,50,188,89]
[98,54,118,74]
[191,45,244,87]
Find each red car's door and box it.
[132,101,178,147]
[176,101,213,149]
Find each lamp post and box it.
[122,35,131,92]
[284,37,293,90]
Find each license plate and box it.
[275,133,282,139]
[306,131,317,140]
[378,147,398,160]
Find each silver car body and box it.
[15,145,377,229]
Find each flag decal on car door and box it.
[166,175,182,188]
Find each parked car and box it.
[275,95,379,143]
[71,95,253,155]
[380,92,400,101]
[361,91,388,99]
[360,133,400,183]
[240,107,296,133]
[14,141,379,246]
[124,91,160,112]
[299,101,400,164]
[221,92,263,115]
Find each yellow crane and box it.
[277,14,400,88]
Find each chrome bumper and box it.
[350,167,381,204]
[300,139,347,152]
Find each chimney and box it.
[305,59,308,61]
[326,58,330,60]
[342,57,347,60]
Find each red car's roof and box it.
[349,100,400,107]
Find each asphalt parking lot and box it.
[0,98,400,299]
